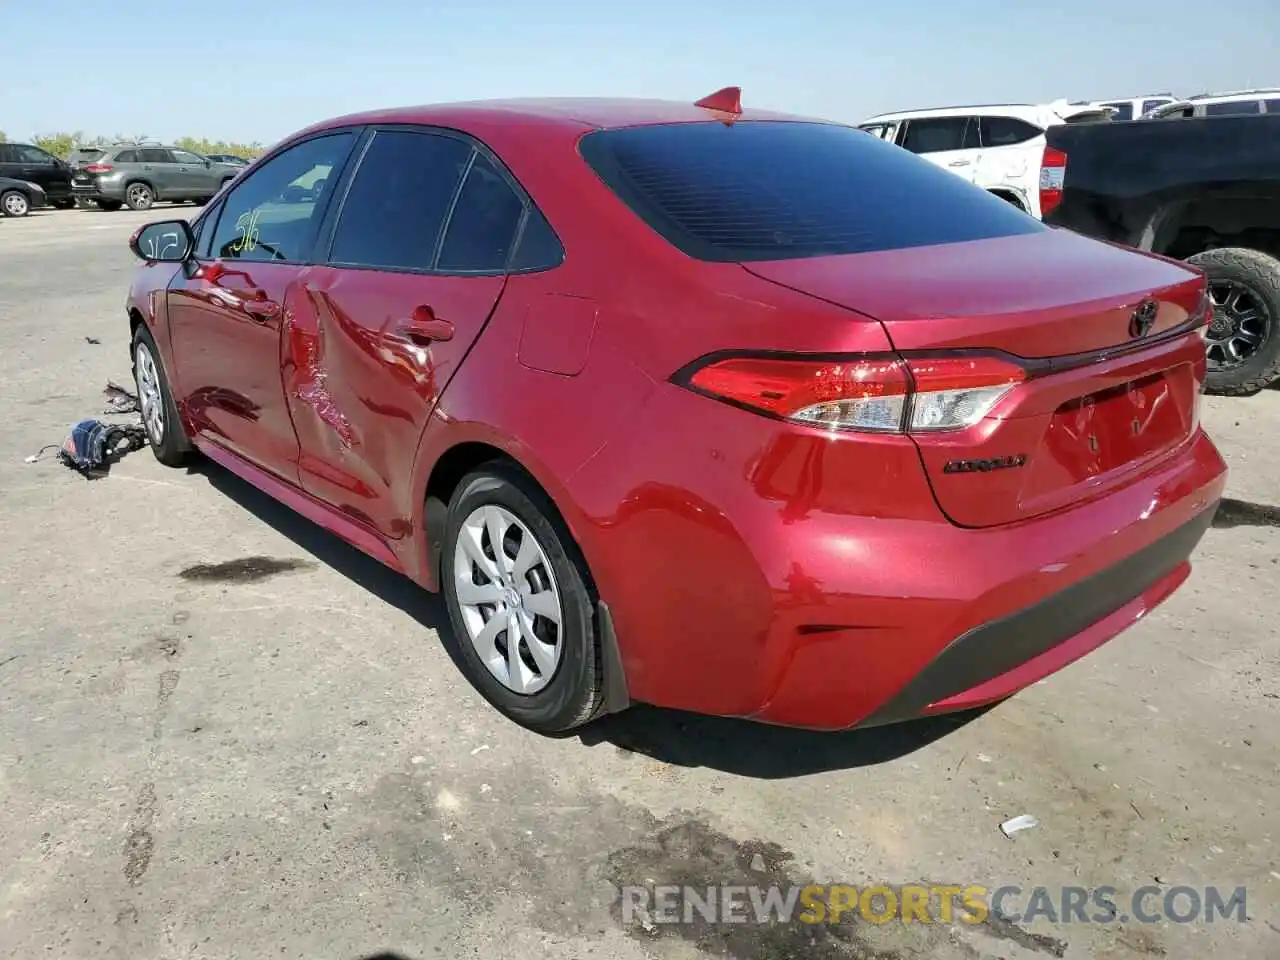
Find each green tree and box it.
[0,130,7,143]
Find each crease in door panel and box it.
[289,292,355,448]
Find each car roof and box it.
[290,96,812,142]
[861,103,1045,123]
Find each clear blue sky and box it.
[4,0,1278,146]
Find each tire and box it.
[131,325,193,467]
[1,189,30,217]
[52,198,77,210]
[125,182,155,211]
[1190,247,1280,395]
[441,463,603,734]
[95,199,123,211]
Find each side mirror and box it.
[204,159,212,167]
[129,219,195,263]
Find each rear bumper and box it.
[72,181,125,200]
[857,503,1214,727]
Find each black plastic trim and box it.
[857,503,1218,728]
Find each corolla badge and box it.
[942,455,1028,474]
[1129,298,1158,339]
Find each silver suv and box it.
[70,142,242,211]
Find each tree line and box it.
[0,130,265,160]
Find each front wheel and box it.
[1,190,30,217]
[132,325,193,466]
[441,464,604,734]
[1191,247,1280,395]
[125,182,155,211]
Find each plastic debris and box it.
[470,744,490,756]
[750,852,767,873]
[1000,814,1039,838]
[103,380,141,414]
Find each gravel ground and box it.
[1,206,1277,960]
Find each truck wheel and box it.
[1189,247,1280,395]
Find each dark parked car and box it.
[0,143,74,209]
[123,89,1225,735]
[0,176,49,217]
[1044,112,1280,394]
[71,143,242,211]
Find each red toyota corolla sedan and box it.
[124,88,1227,734]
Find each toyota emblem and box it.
[1129,299,1158,339]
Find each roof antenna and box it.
[694,86,743,115]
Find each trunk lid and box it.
[743,229,1209,528]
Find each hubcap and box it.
[1206,279,1270,369]
[3,193,27,215]
[452,504,563,695]
[135,343,165,444]
[129,185,152,208]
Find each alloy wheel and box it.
[452,504,563,695]
[1206,279,1270,369]
[135,343,165,445]
[2,192,29,217]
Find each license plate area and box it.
[1042,371,1193,480]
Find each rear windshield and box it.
[71,149,104,163]
[578,120,1044,262]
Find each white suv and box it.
[1143,88,1280,119]
[858,101,1110,219]
[1093,94,1179,121]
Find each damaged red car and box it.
[125,88,1227,733]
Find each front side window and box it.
[16,145,56,164]
[172,149,205,164]
[901,117,972,154]
[579,120,1044,262]
[1102,102,1134,121]
[209,132,355,263]
[1141,98,1173,115]
[328,129,471,271]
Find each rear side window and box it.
[508,207,564,271]
[328,129,472,271]
[1141,99,1172,115]
[1203,100,1261,116]
[1103,102,1134,121]
[139,148,170,162]
[1266,100,1280,113]
[114,150,138,163]
[979,116,1042,146]
[579,121,1045,263]
[437,153,526,272]
[900,117,974,154]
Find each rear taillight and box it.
[1039,146,1067,217]
[84,162,113,173]
[681,354,1025,434]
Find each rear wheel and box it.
[95,199,123,211]
[125,182,155,211]
[52,197,77,210]
[441,464,603,734]
[1,190,30,217]
[1190,247,1280,395]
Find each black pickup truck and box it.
[1044,114,1280,394]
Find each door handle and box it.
[243,297,280,321]
[397,305,454,343]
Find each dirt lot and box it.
[1,207,1277,960]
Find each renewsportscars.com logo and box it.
[619,883,1248,927]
